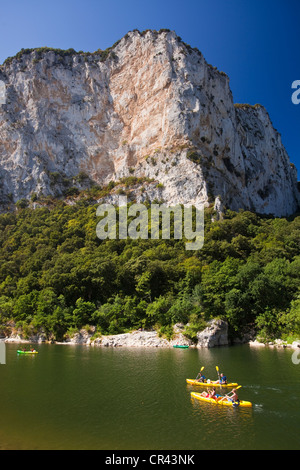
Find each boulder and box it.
[196,319,228,348]
[92,330,170,348]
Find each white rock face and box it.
[58,320,227,348]
[0,30,299,215]
[196,319,228,348]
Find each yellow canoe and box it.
[191,391,252,408]
[186,378,238,388]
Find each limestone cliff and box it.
[0,29,299,215]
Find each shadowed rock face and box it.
[0,29,299,215]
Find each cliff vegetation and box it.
[0,200,299,343]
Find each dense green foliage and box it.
[0,201,299,342]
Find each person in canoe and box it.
[195,370,206,383]
[214,372,227,385]
[217,388,239,404]
[199,387,217,399]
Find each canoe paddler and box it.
[195,370,206,383]
[217,388,239,404]
[200,387,217,399]
[214,373,227,385]
[230,389,239,402]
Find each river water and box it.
[0,342,299,450]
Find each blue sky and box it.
[0,0,299,174]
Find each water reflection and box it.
[190,393,255,449]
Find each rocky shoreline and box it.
[2,319,300,350]
[2,319,228,348]
[248,339,300,350]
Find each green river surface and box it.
[0,342,299,450]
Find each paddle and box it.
[194,366,205,383]
[214,365,222,385]
[217,385,242,403]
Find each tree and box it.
[255,308,281,342]
[72,298,96,328]
[201,257,243,317]
[0,296,14,322]
[146,295,173,326]
[279,292,300,338]
[13,291,38,321]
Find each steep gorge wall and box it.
[0,29,299,215]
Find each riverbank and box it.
[249,339,300,350]
[3,327,192,348]
[1,319,228,348]
[2,320,300,350]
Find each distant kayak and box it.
[186,378,238,387]
[173,345,189,349]
[17,350,38,354]
[191,391,252,408]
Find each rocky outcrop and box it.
[0,29,299,215]
[249,339,300,349]
[4,331,47,343]
[3,321,300,349]
[196,319,228,348]
[61,325,191,347]
[59,320,228,348]
[93,330,171,348]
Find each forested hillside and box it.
[0,199,299,343]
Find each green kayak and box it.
[17,350,38,354]
[173,345,189,349]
